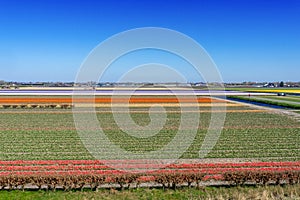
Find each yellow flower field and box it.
[244,89,300,94]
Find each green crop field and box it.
[228,95,300,110]
[261,95,300,101]
[0,106,299,161]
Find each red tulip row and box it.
[0,160,299,182]
[0,160,103,166]
[0,159,299,190]
[0,167,296,175]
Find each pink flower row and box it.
[0,160,299,169]
[0,167,299,176]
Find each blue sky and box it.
[0,0,299,82]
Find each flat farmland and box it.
[0,109,299,161]
[228,95,300,110]
[0,95,299,189]
[0,95,299,161]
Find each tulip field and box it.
[227,87,300,94]
[0,94,299,190]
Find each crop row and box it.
[223,170,300,185]
[0,97,223,104]
[0,160,300,177]
[1,167,300,177]
[228,96,300,109]
[0,104,73,109]
[0,172,203,190]
[0,160,299,167]
[0,170,299,190]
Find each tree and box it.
[279,81,284,87]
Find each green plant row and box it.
[228,96,300,109]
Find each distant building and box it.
[263,83,276,88]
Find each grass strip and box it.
[0,185,299,200]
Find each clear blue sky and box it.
[0,0,299,83]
